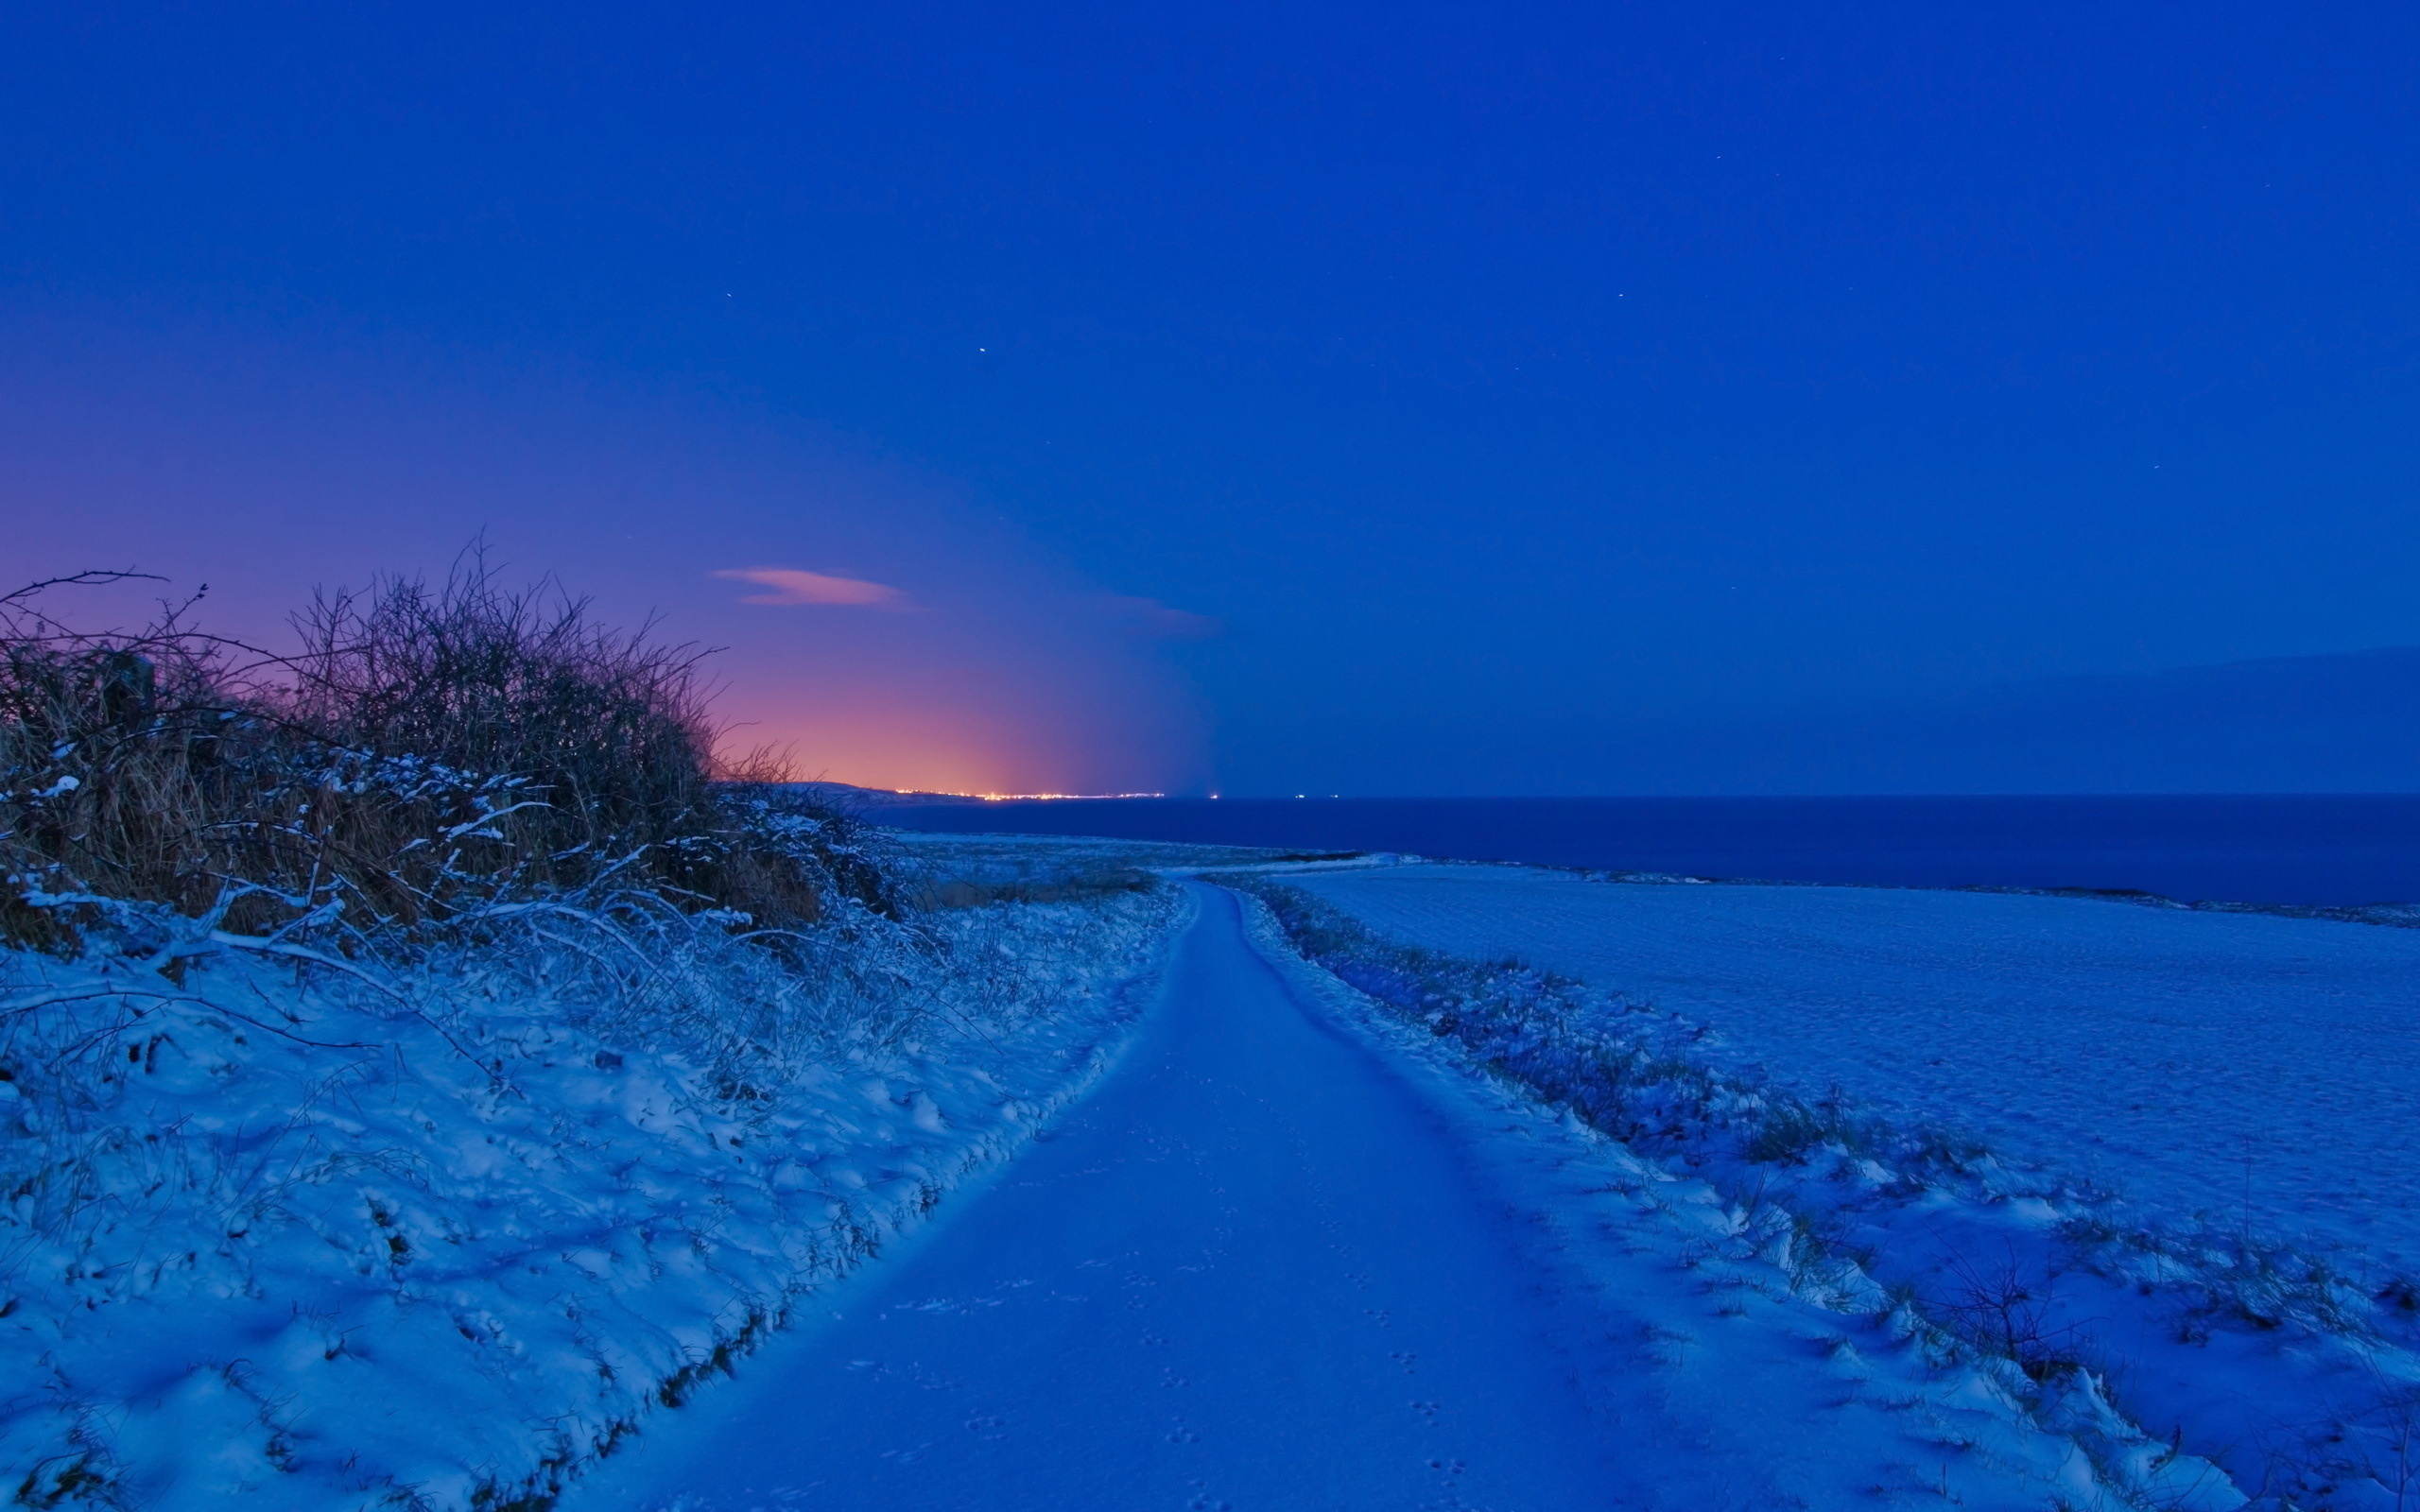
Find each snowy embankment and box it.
[1233,865,2420,1512]
[1,882,1184,1510]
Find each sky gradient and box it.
[5,2,2416,794]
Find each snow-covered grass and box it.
[887,829,1301,886]
[1285,865,2420,1272]
[0,880,1185,1509]
[1229,868,2420,1511]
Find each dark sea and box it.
[874,795,2420,907]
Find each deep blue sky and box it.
[4,2,2416,794]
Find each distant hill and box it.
[1592,646,2420,793]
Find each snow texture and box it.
[13,834,2415,1511]
[570,883,2137,1512]
[0,883,1184,1509]
[1273,862,2420,1510]
[1288,864,2420,1271]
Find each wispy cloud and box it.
[1098,594,1221,641]
[715,566,907,608]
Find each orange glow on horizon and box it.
[711,695,1184,800]
[923,789,1167,801]
[701,595,1211,799]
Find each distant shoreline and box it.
[861,792,2420,909]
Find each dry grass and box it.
[0,563,899,953]
[912,868,1158,911]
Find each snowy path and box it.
[568,884,1617,1509]
[569,885,2109,1512]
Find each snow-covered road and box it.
[570,884,2118,1511]
[570,884,1618,1509]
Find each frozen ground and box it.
[1291,864,2420,1275]
[1263,862,2420,1507]
[0,884,1183,1509]
[570,884,2149,1512]
[17,833,2408,1507]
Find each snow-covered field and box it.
[1289,864,2420,1273]
[1266,862,2420,1509]
[0,878,1185,1509]
[888,828,1303,884]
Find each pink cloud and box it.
[1099,594,1221,641]
[715,566,906,608]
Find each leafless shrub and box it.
[1,562,905,953]
[1936,1245,2095,1380]
[0,572,287,945]
[280,562,717,886]
[2344,1373,2420,1512]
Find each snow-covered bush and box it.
[1,565,891,954]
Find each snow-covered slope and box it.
[0,885,1185,1509]
[1261,864,2420,1510]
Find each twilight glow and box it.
[3,3,2415,795]
[0,316,1209,796]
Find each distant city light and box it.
[898,790,1167,801]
